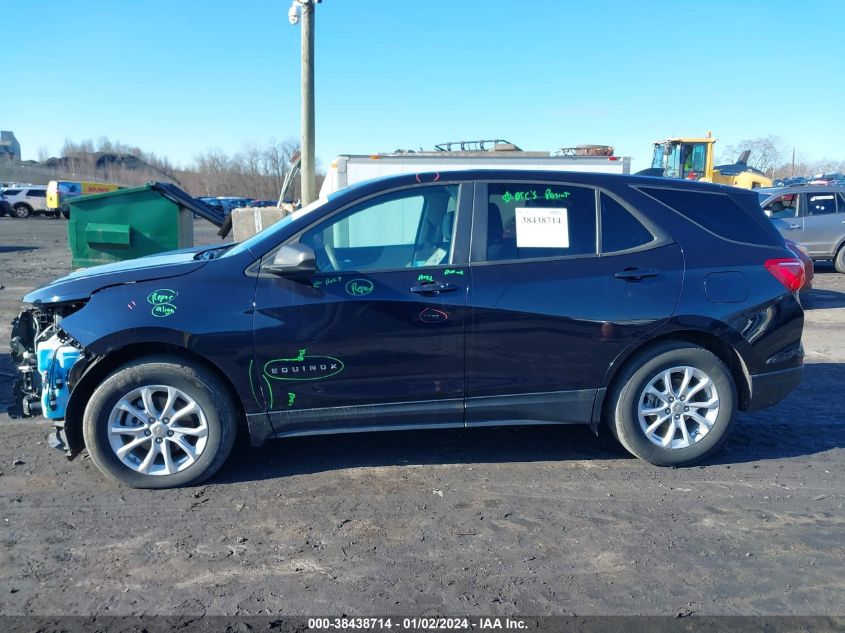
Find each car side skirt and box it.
[246,389,598,446]
[465,389,597,426]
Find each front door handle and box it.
[410,282,459,295]
[614,267,660,281]
[787,224,800,230]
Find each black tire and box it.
[82,356,238,488]
[13,203,31,219]
[835,245,845,274]
[608,341,737,466]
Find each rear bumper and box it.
[746,365,803,411]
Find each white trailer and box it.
[319,149,631,197]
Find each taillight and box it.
[765,258,805,293]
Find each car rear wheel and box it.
[834,245,845,274]
[13,204,31,218]
[83,356,238,488]
[609,341,737,466]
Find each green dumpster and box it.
[67,183,194,268]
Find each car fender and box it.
[56,275,260,455]
[589,315,757,432]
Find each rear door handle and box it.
[410,282,459,295]
[614,267,660,281]
[788,224,801,230]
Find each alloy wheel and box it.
[107,385,209,475]
[637,366,720,449]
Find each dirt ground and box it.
[0,215,842,617]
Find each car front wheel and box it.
[609,341,737,466]
[83,356,238,488]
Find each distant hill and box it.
[42,152,155,172]
[0,151,183,189]
[0,137,306,200]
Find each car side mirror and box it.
[264,243,316,276]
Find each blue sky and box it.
[5,0,844,171]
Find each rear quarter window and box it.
[639,187,781,246]
[600,194,655,253]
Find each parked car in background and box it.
[773,177,808,187]
[196,197,226,215]
[11,171,804,488]
[808,173,845,186]
[0,190,13,217]
[785,239,813,292]
[760,185,845,271]
[216,197,253,212]
[248,200,277,208]
[1,185,48,218]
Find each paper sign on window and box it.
[515,207,569,248]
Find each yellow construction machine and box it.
[641,132,772,189]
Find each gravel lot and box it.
[0,215,843,616]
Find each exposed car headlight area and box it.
[9,301,88,419]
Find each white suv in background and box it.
[1,185,50,218]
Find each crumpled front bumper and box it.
[9,309,40,419]
[9,307,87,458]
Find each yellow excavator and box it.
[640,132,772,189]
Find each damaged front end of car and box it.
[10,301,94,457]
[8,246,222,460]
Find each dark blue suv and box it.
[10,171,805,488]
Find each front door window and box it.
[299,185,459,273]
[764,194,799,218]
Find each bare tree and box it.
[190,139,302,199]
[3,136,319,201]
[720,135,784,173]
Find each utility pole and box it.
[291,0,317,205]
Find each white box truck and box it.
[319,143,631,197]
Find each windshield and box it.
[221,196,332,258]
[651,142,708,180]
[651,143,681,177]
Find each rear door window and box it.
[806,193,837,216]
[27,189,46,198]
[483,183,597,261]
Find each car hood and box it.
[24,249,210,305]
